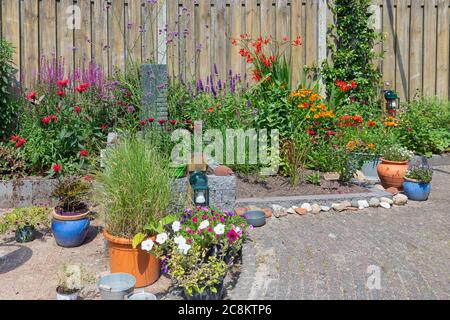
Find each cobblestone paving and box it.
[228,166,450,300]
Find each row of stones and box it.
[235,193,409,218]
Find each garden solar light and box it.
[189,171,210,206]
[384,90,399,116]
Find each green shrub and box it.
[0,207,51,235]
[94,135,174,239]
[0,40,19,139]
[397,97,450,156]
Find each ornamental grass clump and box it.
[94,136,174,239]
[381,145,414,162]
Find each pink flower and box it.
[192,217,198,223]
[226,229,239,242]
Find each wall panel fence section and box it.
[0,0,449,101]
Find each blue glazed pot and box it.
[403,178,432,201]
[52,209,90,248]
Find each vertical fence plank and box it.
[276,0,290,63]
[245,0,258,38]
[214,0,226,79]
[291,0,303,86]
[92,0,109,74]
[39,0,57,61]
[395,0,409,100]
[56,0,74,78]
[409,0,423,99]
[125,0,142,65]
[305,0,318,68]
[436,0,449,98]
[260,0,272,39]
[382,0,395,87]
[22,0,39,88]
[166,0,177,79]
[423,0,437,95]
[110,0,125,72]
[198,0,211,80]
[2,0,21,74]
[142,0,157,64]
[371,0,382,71]
[182,0,196,79]
[74,0,91,68]
[230,0,243,77]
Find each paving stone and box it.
[227,166,450,300]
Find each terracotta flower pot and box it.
[103,230,160,288]
[377,158,409,190]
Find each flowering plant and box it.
[136,207,250,298]
[381,145,414,162]
[405,165,433,184]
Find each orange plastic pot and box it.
[377,158,409,190]
[103,230,160,288]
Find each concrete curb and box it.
[235,186,392,208]
[412,153,450,167]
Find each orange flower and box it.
[292,36,302,46]
[367,143,376,150]
[206,108,215,113]
[252,69,261,82]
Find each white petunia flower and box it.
[172,221,181,233]
[198,220,210,230]
[141,239,154,251]
[214,224,225,235]
[156,233,168,245]
[234,226,241,234]
[174,235,186,245]
[178,243,192,255]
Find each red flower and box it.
[83,175,94,182]
[10,135,20,142]
[57,79,69,87]
[26,91,37,101]
[52,164,62,173]
[169,120,177,126]
[75,83,90,93]
[41,116,51,124]
[140,120,147,125]
[293,36,302,46]
[148,117,155,123]
[74,106,81,113]
[350,80,357,89]
[252,69,261,82]
[100,124,108,131]
[158,120,166,125]
[79,149,89,157]
[367,121,377,127]
[15,138,26,149]
[57,89,66,97]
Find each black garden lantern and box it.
[384,90,400,116]
[189,171,209,206]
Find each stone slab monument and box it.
[141,64,168,121]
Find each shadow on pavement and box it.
[0,244,33,274]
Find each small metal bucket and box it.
[127,291,157,300]
[98,273,136,300]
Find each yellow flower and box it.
[306,114,311,119]
[314,114,320,119]
[367,143,375,150]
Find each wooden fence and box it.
[1,0,449,101]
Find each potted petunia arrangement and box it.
[134,207,251,300]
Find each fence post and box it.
[318,0,327,96]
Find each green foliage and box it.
[94,135,174,239]
[52,176,91,212]
[397,97,450,156]
[306,171,321,186]
[0,40,19,139]
[0,144,26,178]
[319,0,383,116]
[281,130,312,186]
[405,166,433,184]
[0,207,50,235]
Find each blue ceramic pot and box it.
[403,178,431,201]
[52,209,90,248]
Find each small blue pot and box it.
[403,179,432,201]
[52,209,90,248]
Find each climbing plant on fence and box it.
[0,40,19,140]
[320,0,383,117]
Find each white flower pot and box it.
[56,290,79,300]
